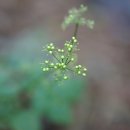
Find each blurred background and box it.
[0,0,130,130]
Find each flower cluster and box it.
[41,37,87,80]
[46,43,55,54]
[41,4,94,80]
[62,4,95,29]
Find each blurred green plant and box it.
[41,4,94,80]
[62,4,94,30]
[0,58,85,130]
[0,4,94,130]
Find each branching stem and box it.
[52,53,61,63]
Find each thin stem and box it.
[66,59,71,65]
[65,23,79,64]
[65,57,68,64]
[66,68,75,73]
[52,52,61,63]
[73,23,79,38]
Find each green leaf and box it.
[32,78,85,125]
[48,102,72,124]
[32,84,52,114]
[52,78,85,103]
[11,111,40,130]
[0,86,20,97]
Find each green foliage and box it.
[62,4,95,29]
[0,57,85,130]
[32,78,84,124]
[11,111,40,130]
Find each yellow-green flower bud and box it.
[51,46,55,49]
[71,58,74,61]
[61,55,65,59]
[68,48,72,51]
[75,66,78,69]
[58,49,61,52]
[69,45,73,48]
[64,76,68,80]
[50,63,54,66]
[45,60,49,64]
[72,37,76,40]
[78,65,82,68]
[43,68,46,71]
[84,68,87,71]
[46,68,49,71]
[50,43,53,46]
[74,39,77,43]
[54,66,57,69]
[47,46,51,49]
[61,49,64,52]
[78,71,81,74]
[63,65,66,69]
[49,51,52,54]
[82,73,86,76]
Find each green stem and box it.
[52,52,61,63]
[66,59,71,65]
[65,23,79,64]
[66,68,75,73]
[73,23,79,38]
